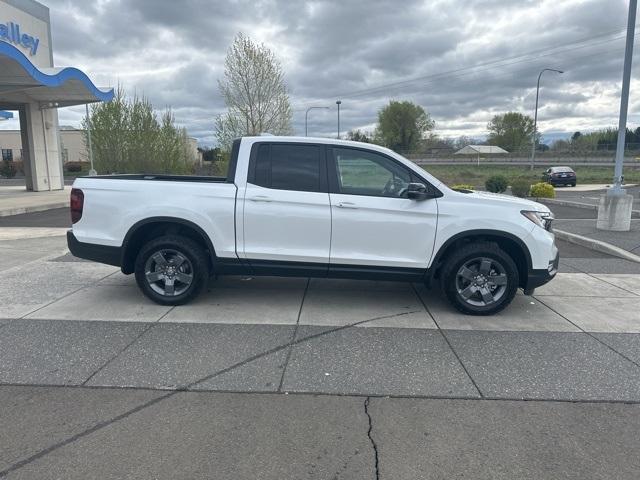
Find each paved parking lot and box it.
[1,232,640,402]
[2,222,640,478]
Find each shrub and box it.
[450,183,474,191]
[0,160,17,178]
[64,162,84,173]
[12,160,23,174]
[485,175,508,193]
[530,182,555,198]
[510,177,531,197]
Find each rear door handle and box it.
[336,202,358,209]
[249,195,272,202]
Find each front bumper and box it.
[523,251,559,294]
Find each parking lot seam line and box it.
[277,278,310,392]
[17,268,120,320]
[534,296,640,370]
[0,391,177,478]
[583,273,640,297]
[185,310,422,391]
[411,284,484,399]
[80,309,174,386]
[364,397,380,480]
[3,383,640,404]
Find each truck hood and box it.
[462,190,552,213]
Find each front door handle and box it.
[336,202,358,209]
[249,195,272,202]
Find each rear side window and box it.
[250,143,323,192]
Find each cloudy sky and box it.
[3,0,639,145]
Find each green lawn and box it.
[415,164,640,187]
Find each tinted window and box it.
[333,148,413,198]
[252,144,322,192]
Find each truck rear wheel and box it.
[135,235,209,306]
[440,242,519,315]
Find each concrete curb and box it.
[0,201,69,217]
[539,198,640,218]
[554,229,640,264]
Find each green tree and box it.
[82,87,194,174]
[215,33,293,151]
[486,112,535,152]
[374,100,434,153]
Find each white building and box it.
[0,0,113,190]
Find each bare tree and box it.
[215,33,292,150]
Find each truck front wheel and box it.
[134,235,209,306]
[440,242,519,315]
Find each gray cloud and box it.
[9,0,636,145]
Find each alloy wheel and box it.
[144,249,194,297]
[455,257,508,307]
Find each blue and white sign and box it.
[0,22,39,56]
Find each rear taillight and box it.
[70,188,84,224]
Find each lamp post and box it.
[304,106,330,136]
[530,68,563,170]
[609,0,637,195]
[336,100,342,139]
[597,0,636,232]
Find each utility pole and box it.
[85,103,96,176]
[597,0,637,231]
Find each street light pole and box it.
[336,100,342,139]
[304,106,330,136]
[530,68,563,170]
[610,0,637,195]
[596,0,636,231]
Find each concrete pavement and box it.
[2,221,640,478]
[3,387,638,480]
[0,186,70,217]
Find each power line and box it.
[295,24,638,107]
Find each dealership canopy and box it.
[0,40,113,109]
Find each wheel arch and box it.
[428,229,532,288]
[121,217,216,274]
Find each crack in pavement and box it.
[364,397,380,480]
[278,278,310,392]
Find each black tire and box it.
[134,234,209,306]
[440,242,519,315]
[570,183,576,187]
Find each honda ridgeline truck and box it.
[67,136,558,315]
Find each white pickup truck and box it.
[67,136,558,315]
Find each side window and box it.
[251,143,322,193]
[333,148,413,198]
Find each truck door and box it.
[242,142,331,273]
[327,146,438,270]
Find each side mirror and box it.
[407,182,428,200]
